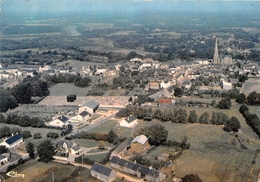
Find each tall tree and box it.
[199,112,210,124]
[223,117,241,132]
[12,83,33,104]
[26,142,35,158]
[143,124,168,146]
[188,110,198,123]
[37,140,55,163]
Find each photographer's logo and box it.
[6,171,25,178]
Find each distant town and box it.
[0,2,260,182]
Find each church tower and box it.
[213,37,219,64]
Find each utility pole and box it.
[52,171,54,182]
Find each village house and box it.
[79,100,99,115]
[221,79,232,90]
[91,162,117,182]
[56,140,82,155]
[182,80,191,90]
[120,115,138,128]
[0,134,23,149]
[49,115,69,128]
[0,154,8,166]
[70,111,90,122]
[130,135,149,152]
[95,65,107,75]
[148,81,160,90]
[110,156,166,182]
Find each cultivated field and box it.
[240,78,260,95]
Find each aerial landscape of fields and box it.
[0,0,260,182]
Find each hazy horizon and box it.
[1,0,260,14]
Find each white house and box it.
[79,100,99,115]
[91,162,117,182]
[0,134,23,149]
[56,140,82,155]
[49,115,69,128]
[120,115,138,128]
[222,79,232,90]
[0,154,8,166]
[70,111,90,122]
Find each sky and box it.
[0,0,259,14]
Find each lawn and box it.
[86,119,133,138]
[74,139,115,148]
[84,153,108,162]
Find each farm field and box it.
[49,83,90,96]
[240,78,260,95]
[2,160,99,182]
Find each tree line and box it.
[239,104,260,137]
[116,105,241,132]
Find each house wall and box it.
[131,141,149,152]
[120,119,137,128]
[79,106,93,115]
[91,170,117,182]
[0,157,8,165]
[10,138,23,148]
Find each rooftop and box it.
[5,134,23,145]
[91,162,113,176]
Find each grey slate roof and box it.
[58,115,68,123]
[82,100,99,110]
[110,156,159,177]
[91,162,113,177]
[79,111,90,117]
[5,134,23,145]
[125,116,137,123]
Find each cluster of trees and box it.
[44,73,91,88]
[0,114,46,128]
[0,126,32,139]
[239,104,260,136]
[0,76,49,111]
[245,91,260,106]
[46,132,59,139]
[138,124,168,146]
[37,140,55,163]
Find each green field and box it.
[86,119,133,138]
[74,139,115,148]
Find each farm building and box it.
[70,111,90,122]
[49,115,69,128]
[79,100,99,115]
[91,162,117,182]
[110,156,166,181]
[120,115,137,128]
[130,135,149,152]
[110,137,133,158]
[0,134,23,149]
[0,154,8,166]
[56,140,82,155]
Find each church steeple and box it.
[213,37,219,64]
